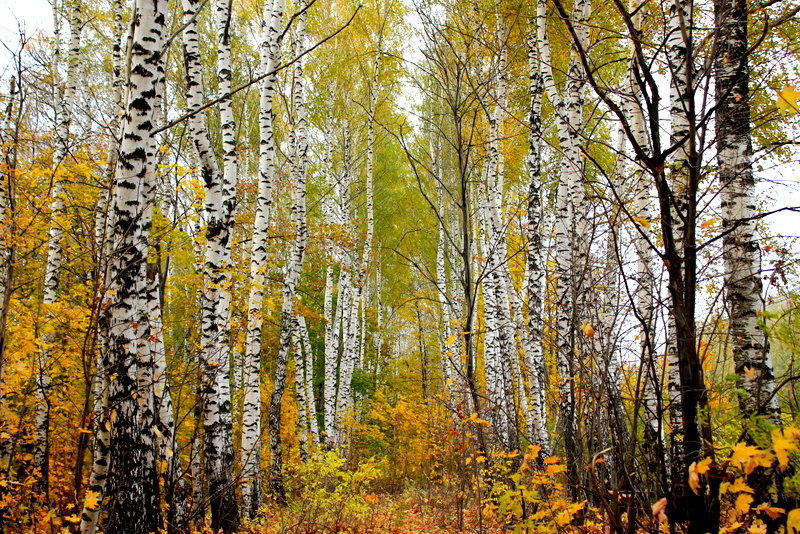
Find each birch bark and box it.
[524,18,549,451]
[241,0,285,515]
[715,0,780,423]
[181,0,239,528]
[35,0,82,491]
[102,0,167,531]
[537,0,589,489]
[269,8,308,496]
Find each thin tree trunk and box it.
[524,18,549,452]
[269,9,308,497]
[181,0,238,529]
[323,265,338,445]
[35,0,82,493]
[299,315,319,446]
[0,62,20,534]
[240,0,285,516]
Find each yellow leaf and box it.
[745,451,774,476]
[546,463,566,476]
[748,521,767,534]
[696,457,712,474]
[771,428,798,471]
[787,508,800,534]
[446,335,456,346]
[555,510,573,526]
[633,216,650,228]
[728,479,753,494]
[729,443,760,469]
[778,85,800,114]
[460,413,491,427]
[735,493,754,515]
[582,322,595,338]
[755,503,785,520]
[84,490,101,510]
[524,444,542,462]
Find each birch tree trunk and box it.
[146,263,186,531]
[621,1,666,488]
[323,265,338,445]
[269,8,308,496]
[665,0,692,488]
[241,0,285,515]
[715,0,780,424]
[102,0,167,531]
[35,0,82,492]
[537,0,589,491]
[79,4,124,529]
[182,0,239,529]
[524,17,549,452]
[299,315,319,446]
[435,179,459,422]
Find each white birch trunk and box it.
[524,18,549,452]
[240,0,285,515]
[625,3,662,450]
[269,9,308,496]
[435,180,459,421]
[665,0,693,482]
[299,315,320,446]
[181,0,238,528]
[323,265,338,445]
[35,0,82,489]
[79,5,124,527]
[715,0,780,423]
[293,318,309,458]
[102,0,167,531]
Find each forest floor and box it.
[239,490,507,533]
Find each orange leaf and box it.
[651,497,668,523]
[688,462,702,495]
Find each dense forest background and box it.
[0,0,799,532]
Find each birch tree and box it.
[35,0,82,491]
[241,0,285,515]
[523,13,548,451]
[269,3,308,496]
[101,0,167,531]
[537,0,591,490]
[715,0,780,424]
[182,0,238,528]
[0,49,21,534]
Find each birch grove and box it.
[0,0,798,532]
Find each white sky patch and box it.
[0,0,52,75]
